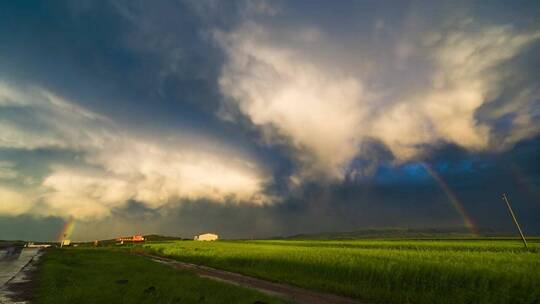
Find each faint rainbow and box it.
[57,217,76,242]
[510,164,539,203]
[421,163,479,236]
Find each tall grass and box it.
[144,239,540,304]
[36,248,287,304]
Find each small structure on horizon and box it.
[116,235,145,245]
[194,233,218,241]
[26,242,52,248]
[60,239,71,247]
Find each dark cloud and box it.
[0,1,539,240]
[0,215,64,242]
[72,135,540,241]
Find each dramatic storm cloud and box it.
[218,17,540,181]
[0,81,269,219]
[0,1,539,240]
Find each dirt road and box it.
[138,252,362,304]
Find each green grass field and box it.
[143,239,540,304]
[36,248,287,304]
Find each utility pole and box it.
[502,193,527,248]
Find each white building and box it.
[194,233,218,241]
[26,242,52,248]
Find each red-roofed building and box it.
[116,235,145,244]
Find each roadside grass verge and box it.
[36,248,288,304]
[143,239,540,304]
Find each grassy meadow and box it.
[143,239,540,304]
[36,248,287,304]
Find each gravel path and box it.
[138,252,363,304]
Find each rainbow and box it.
[421,163,479,236]
[510,164,539,202]
[57,217,76,242]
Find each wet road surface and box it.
[0,248,42,304]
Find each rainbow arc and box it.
[421,163,479,236]
[57,217,76,242]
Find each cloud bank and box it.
[0,81,269,219]
[217,18,540,182]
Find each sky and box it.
[0,0,539,241]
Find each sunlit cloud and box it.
[0,186,31,216]
[0,81,114,150]
[372,24,540,160]
[217,18,540,182]
[217,23,367,181]
[0,81,271,220]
